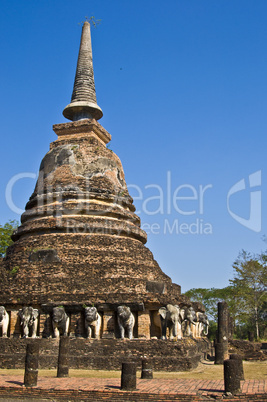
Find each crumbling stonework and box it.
[0,337,209,371]
[229,339,267,361]
[1,119,188,310]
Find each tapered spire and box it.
[63,21,103,121]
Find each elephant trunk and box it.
[203,324,209,336]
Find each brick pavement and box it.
[0,374,266,401]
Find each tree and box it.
[230,250,267,339]
[184,286,239,340]
[0,220,18,257]
[184,242,267,340]
[184,286,237,322]
[185,249,267,340]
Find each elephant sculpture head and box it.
[18,306,38,338]
[117,305,131,322]
[52,307,66,323]
[52,306,69,337]
[181,306,197,337]
[185,307,197,323]
[84,307,101,339]
[198,312,209,336]
[85,307,98,324]
[159,304,179,323]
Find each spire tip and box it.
[63,19,102,121]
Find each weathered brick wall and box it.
[2,232,186,307]
[0,386,265,401]
[0,338,210,371]
[0,124,195,311]
[229,339,267,361]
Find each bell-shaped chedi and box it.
[1,22,183,307]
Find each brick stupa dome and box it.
[1,22,184,309]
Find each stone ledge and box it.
[0,338,210,371]
[53,119,111,144]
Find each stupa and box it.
[0,22,197,339]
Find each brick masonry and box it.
[0,337,211,371]
[229,339,267,361]
[0,120,193,311]
[0,376,266,401]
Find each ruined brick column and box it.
[141,358,153,379]
[121,362,136,390]
[57,336,70,378]
[230,353,244,381]
[215,301,229,364]
[228,312,234,340]
[24,342,39,387]
[224,359,241,395]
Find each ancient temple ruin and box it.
[0,22,204,344]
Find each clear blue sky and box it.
[0,1,266,292]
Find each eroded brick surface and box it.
[0,338,210,371]
[0,375,266,401]
[0,120,189,311]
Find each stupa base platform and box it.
[0,337,211,371]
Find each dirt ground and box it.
[0,360,266,380]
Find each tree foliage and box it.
[0,220,18,257]
[230,250,267,339]
[184,286,237,322]
[184,248,267,340]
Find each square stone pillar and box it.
[102,311,115,338]
[10,310,20,337]
[69,313,83,337]
[39,313,52,338]
[138,310,150,339]
[150,311,161,339]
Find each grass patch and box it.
[0,361,265,380]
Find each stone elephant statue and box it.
[196,312,209,337]
[158,304,182,340]
[18,307,38,338]
[0,306,9,337]
[117,305,135,339]
[52,307,69,338]
[180,307,197,337]
[84,307,101,339]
